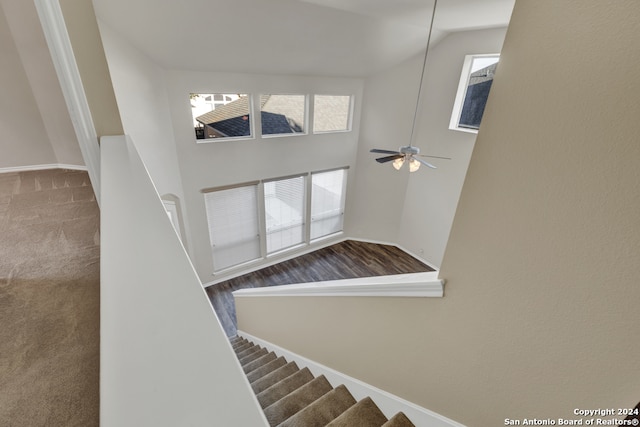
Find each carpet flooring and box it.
[0,169,100,427]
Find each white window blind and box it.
[310,169,347,240]
[264,175,305,254]
[204,184,260,271]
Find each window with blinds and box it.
[310,169,347,240]
[204,184,260,271]
[264,175,306,254]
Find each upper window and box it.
[450,54,499,133]
[260,94,306,136]
[190,93,251,140]
[313,95,352,133]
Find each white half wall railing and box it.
[100,135,268,427]
[233,271,445,298]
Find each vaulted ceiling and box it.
[93,0,515,77]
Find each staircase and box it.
[230,336,416,427]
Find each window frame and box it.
[449,54,500,134]
[202,167,349,274]
[309,167,348,242]
[202,181,262,272]
[259,93,309,138]
[191,93,255,143]
[263,173,307,255]
[312,94,354,134]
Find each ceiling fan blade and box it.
[415,157,437,169]
[375,155,404,163]
[370,148,401,155]
[416,154,451,160]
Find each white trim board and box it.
[238,331,465,427]
[34,0,101,206]
[0,164,87,175]
[233,271,444,298]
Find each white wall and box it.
[350,27,507,267]
[99,21,190,246]
[1,0,84,168]
[398,27,507,268]
[164,70,364,282]
[0,2,61,169]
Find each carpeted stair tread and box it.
[229,337,417,426]
[235,343,260,359]
[382,412,416,427]
[256,367,315,409]
[243,352,277,374]
[325,397,389,427]
[239,347,268,365]
[233,341,254,354]
[230,336,246,347]
[277,384,356,427]
[247,356,287,383]
[263,375,333,426]
[252,362,300,394]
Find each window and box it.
[203,167,348,273]
[264,175,306,254]
[190,93,250,140]
[450,54,500,133]
[204,183,260,271]
[260,94,306,136]
[313,95,352,133]
[310,168,347,240]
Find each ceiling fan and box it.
[370,147,450,172]
[370,0,450,172]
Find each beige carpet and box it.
[0,169,100,427]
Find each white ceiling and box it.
[94,0,515,77]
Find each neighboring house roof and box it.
[196,95,304,137]
[196,95,304,136]
[468,62,498,86]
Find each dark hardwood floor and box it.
[206,240,434,337]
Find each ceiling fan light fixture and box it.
[409,157,421,172]
[393,157,405,170]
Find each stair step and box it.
[382,412,416,427]
[236,344,261,360]
[239,347,268,366]
[243,352,277,374]
[252,362,300,394]
[277,384,356,427]
[247,356,287,383]
[230,336,246,347]
[256,367,315,409]
[233,341,253,354]
[263,375,333,427]
[326,397,389,427]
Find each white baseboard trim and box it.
[347,236,440,271]
[238,330,465,427]
[0,164,88,174]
